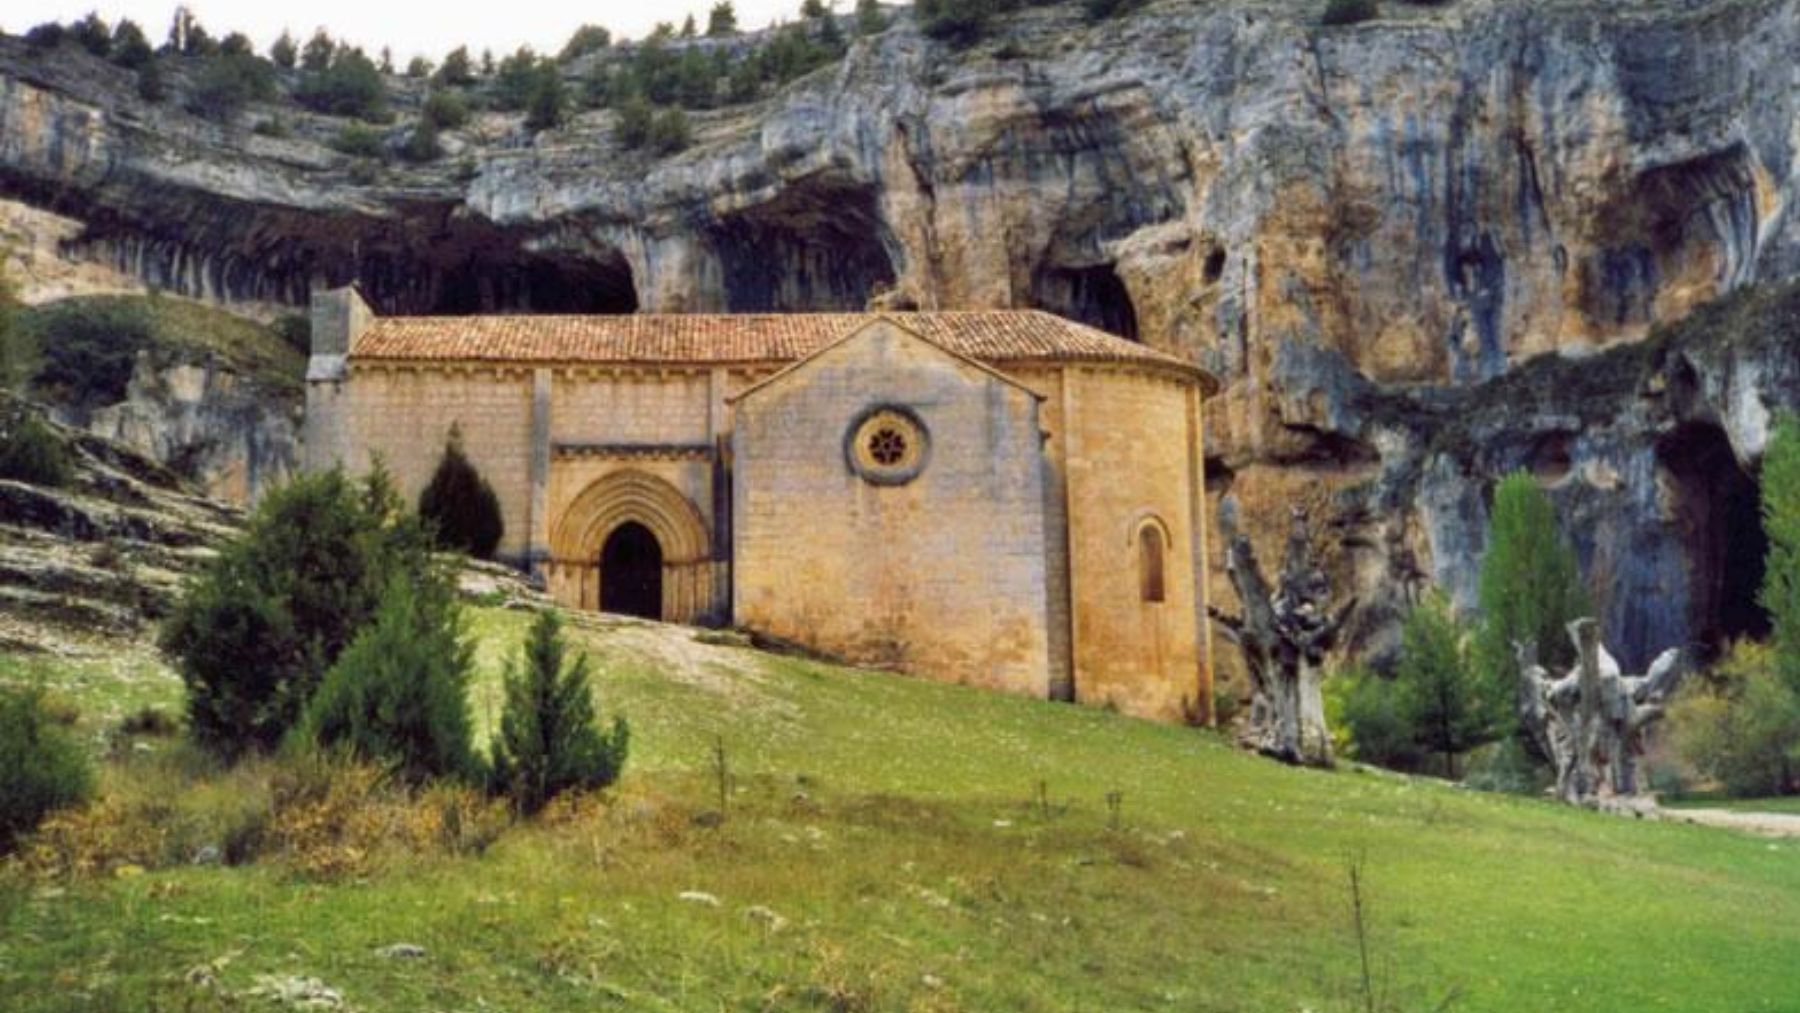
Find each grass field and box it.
[3,608,1799,1012]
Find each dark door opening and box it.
[601,522,663,620]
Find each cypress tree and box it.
[1761,416,1800,693]
[418,425,504,559]
[492,610,630,814]
[1473,471,1588,733]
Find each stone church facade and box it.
[304,288,1219,722]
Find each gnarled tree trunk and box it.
[1517,618,1687,804]
[1209,500,1353,768]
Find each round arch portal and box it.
[548,469,715,624]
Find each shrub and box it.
[649,107,693,155]
[615,96,655,149]
[1321,0,1379,25]
[160,467,431,757]
[493,47,546,111]
[492,610,630,814]
[1762,416,1800,693]
[524,68,569,132]
[1085,0,1148,20]
[917,0,991,44]
[298,573,482,784]
[435,46,477,87]
[269,30,298,70]
[1472,472,1587,738]
[273,314,311,354]
[0,401,74,488]
[400,118,442,163]
[422,89,471,130]
[25,297,155,409]
[1330,663,1424,771]
[187,52,277,123]
[252,116,291,138]
[0,685,94,852]
[331,123,387,159]
[296,48,389,121]
[1669,642,1800,797]
[23,22,67,52]
[137,59,168,103]
[70,13,112,57]
[856,0,888,35]
[708,3,740,37]
[559,24,613,62]
[418,425,504,559]
[110,19,153,68]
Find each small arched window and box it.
[1138,523,1167,604]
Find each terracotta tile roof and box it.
[349,311,1210,384]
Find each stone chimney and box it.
[302,286,372,472]
[308,285,372,366]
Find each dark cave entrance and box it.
[1031,263,1139,342]
[344,239,639,315]
[601,522,663,621]
[1656,421,1769,654]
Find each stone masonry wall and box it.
[732,322,1053,695]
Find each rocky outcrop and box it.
[4,0,1799,671]
[65,356,299,506]
[0,392,240,651]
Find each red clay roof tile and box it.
[349,311,1209,384]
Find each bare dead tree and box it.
[1209,499,1354,768]
[1517,618,1687,804]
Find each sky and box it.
[1,0,817,62]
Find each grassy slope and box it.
[4,609,1799,1012]
[15,294,304,396]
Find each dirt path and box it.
[1663,808,1800,838]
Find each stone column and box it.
[527,368,552,584]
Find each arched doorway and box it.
[548,468,716,623]
[601,522,663,620]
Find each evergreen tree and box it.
[492,609,630,815]
[300,571,481,784]
[422,89,470,130]
[296,47,388,120]
[1395,594,1496,778]
[436,46,476,86]
[220,32,254,57]
[649,107,692,154]
[71,12,111,58]
[270,29,298,69]
[680,14,699,38]
[136,57,167,103]
[708,2,740,36]
[559,24,612,62]
[1762,416,1800,694]
[110,19,154,68]
[161,467,428,757]
[24,22,66,52]
[1473,472,1588,736]
[494,47,545,110]
[400,117,442,162]
[417,425,504,559]
[525,67,570,131]
[615,96,654,148]
[855,0,888,35]
[378,46,395,74]
[301,29,335,71]
[187,52,277,123]
[405,55,433,78]
[0,685,93,853]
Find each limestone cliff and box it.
[2,0,1795,670]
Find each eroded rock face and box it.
[60,358,299,507]
[5,0,1800,670]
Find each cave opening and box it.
[1031,263,1139,342]
[710,179,898,311]
[414,248,638,315]
[1656,420,1769,655]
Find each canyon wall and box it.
[2,0,1796,669]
